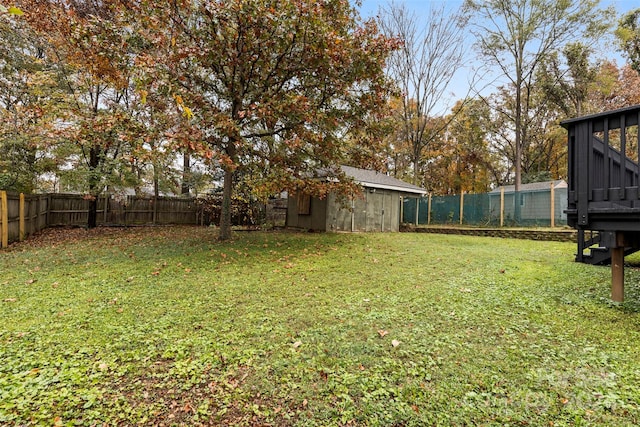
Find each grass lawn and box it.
[2,226,640,426]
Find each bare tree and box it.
[377,1,467,187]
[464,0,611,194]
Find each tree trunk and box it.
[87,145,100,229]
[219,167,234,241]
[181,152,190,195]
[88,197,98,229]
[513,59,523,223]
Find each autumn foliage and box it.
[13,0,397,238]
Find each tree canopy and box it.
[13,0,397,236]
[6,0,640,233]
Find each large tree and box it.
[536,42,599,118]
[131,0,396,240]
[464,0,610,194]
[377,1,467,187]
[19,0,143,227]
[435,99,494,195]
[616,8,640,75]
[0,10,60,192]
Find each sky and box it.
[356,0,640,115]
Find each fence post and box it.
[153,196,158,225]
[46,194,51,227]
[427,193,432,225]
[459,191,465,225]
[500,187,505,227]
[550,181,555,228]
[19,193,25,241]
[103,195,108,224]
[1,191,7,248]
[415,196,419,226]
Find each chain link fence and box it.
[403,185,568,227]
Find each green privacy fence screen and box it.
[403,186,568,227]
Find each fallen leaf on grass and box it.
[3,298,17,303]
[377,329,388,338]
[292,341,302,348]
[391,340,400,347]
[25,279,36,285]
[459,288,472,293]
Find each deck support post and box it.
[611,246,625,303]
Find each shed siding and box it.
[288,186,412,233]
[327,193,353,231]
[286,194,328,231]
[325,189,401,232]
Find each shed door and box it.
[365,190,392,232]
[366,190,380,231]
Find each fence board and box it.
[0,193,214,247]
[1,192,283,247]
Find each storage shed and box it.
[287,166,427,232]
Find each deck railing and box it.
[561,105,640,301]
[562,105,640,231]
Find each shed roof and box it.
[489,179,567,194]
[339,165,427,195]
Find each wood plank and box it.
[603,117,610,200]
[611,246,625,302]
[1,191,7,248]
[19,193,25,241]
[620,114,627,200]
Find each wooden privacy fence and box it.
[47,194,200,227]
[0,192,50,248]
[0,192,203,248]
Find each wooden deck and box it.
[561,105,640,301]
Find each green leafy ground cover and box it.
[2,226,640,426]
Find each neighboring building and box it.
[489,180,568,225]
[287,165,427,232]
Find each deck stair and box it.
[578,230,640,265]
